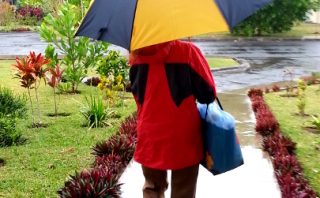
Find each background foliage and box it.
[232,0,320,36]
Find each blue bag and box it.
[197,99,244,175]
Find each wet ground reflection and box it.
[120,146,281,198]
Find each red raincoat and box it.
[129,40,216,170]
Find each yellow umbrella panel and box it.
[131,0,229,51]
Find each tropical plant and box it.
[311,115,320,130]
[44,44,59,68]
[80,95,112,128]
[272,84,280,92]
[96,51,129,82]
[84,77,101,87]
[17,0,42,7]
[58,167,122,198]
[0,86,27,118]
[0,87,27,147]
[46,65,64,116]
[16,6,44,25]
[28,51,49,123]
[0,116,24,147]
[13,56,36,124]
[40,3,109,93]
[98,75,126,107]
[57,82,72,94]
[248,88,317,198]
[0,1,15,26]
[59,113,137,197]
[92,134,136,165]
[297,79,307,116]
[13,51,49,125]
[233,0,319,36]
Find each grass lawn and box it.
[272,22,320,37]
[265,85,320,194]
[0,24,38,32]
[197,22,320,38]
[206,57,239,69]
[0,60,136,197]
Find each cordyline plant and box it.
[248,88,317,198]
[58,167,122,198]
[13,52,49,126]
[47,65,64,116]
[59,113,137,197]
[92,134,136,166]
[29,51,49,122]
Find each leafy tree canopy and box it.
[232,0,320,36]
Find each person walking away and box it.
[129,40,216,198]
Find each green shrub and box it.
[97,51,129,81]
[17,0,42,7]
[311,115,320,130]
[40,3,109,93]
[81,95,111,129]
[57,82,72,94]
[0,117,24,147]
[0,86,27,118]
[0,2,15,26]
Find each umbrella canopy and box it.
[76,0,272,51]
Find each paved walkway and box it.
[119,91,281,198]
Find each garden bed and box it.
[249,85,320,197]
[0,60,135,197]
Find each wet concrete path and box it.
[120,91,281,198]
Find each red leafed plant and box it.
[47,65,64,116]
[13,57,37,124]
[28,51,49,79]
[59,113,138,197]
[118,114,137,138]
[263,131,296,156]
[13,52,49,126]
[94,153,125,174]
[247,88,264,98]
[248,88,317,198]
[58,167,122,198]
[272,84,281,92]
[16,6,44,21]
[29,52,49,124]
[92,134,136,166]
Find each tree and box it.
[232,0,320,36]
[40,3,109,93]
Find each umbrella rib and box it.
[129,0,139,51]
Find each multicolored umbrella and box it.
[76,0,273,51]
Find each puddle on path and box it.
[218,91,260,147]
[120,146,280,198]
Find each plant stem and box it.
[27,87,35,124]
[53,87,57,116]
[34,82,41,123]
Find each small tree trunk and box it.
[53,87,58,116]
[34,84,41,123]
[80,0,84,18]
[72,83,76,94]
[27,87,35,125]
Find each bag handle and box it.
[204,97,223,118]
